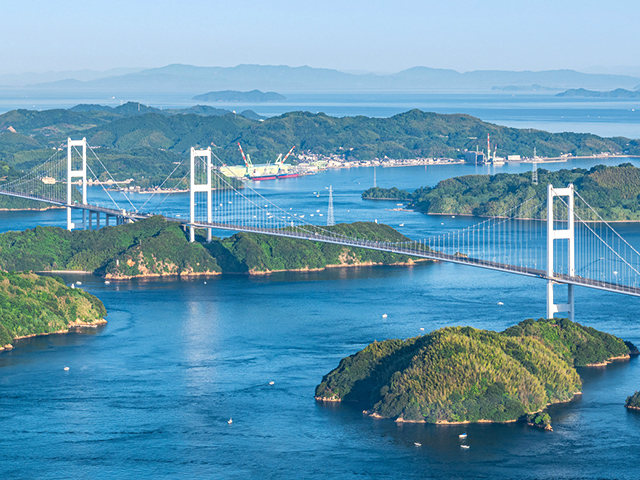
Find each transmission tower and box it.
[373,166,377,188]
[327,185,335,226]
[532,147,538,185]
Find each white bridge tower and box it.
[67,137,87,231]
[190,147,213,243]
[547,183,575,320]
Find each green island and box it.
[625,391,640,410]
[315,318,635,429]
[0,216,421,278]
[0,271,106,352]
[363,164,640,221]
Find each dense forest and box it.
[0,271,106,349]
[363,164,640,221]
[0,217,419,278]
[315,318,634,424]
[626,391,640,409]
[1,105,638,192]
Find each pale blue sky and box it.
[1,0,638,75]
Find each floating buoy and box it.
[204,281,207,284]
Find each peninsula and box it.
[315,318,635,427]
[0,271,106,352]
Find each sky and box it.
[1,0,639,76]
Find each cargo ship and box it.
[237,144,298,181]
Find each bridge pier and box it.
[546,183,575,321]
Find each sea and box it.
[0,93,639,479]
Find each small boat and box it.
[228,418,233,424]
[460,445,470,450]
[269,381,275,385]
[451,216,455,218]
[399,223,404,227]
[414,442,422,447]
[204,282,207,285]
[76,281,82,285]
[459,433,467,439]
[104,281,110,285]
[382,314,388,318]
[420,327,425,331]
[63,367,70,371]
[497,302,504,306]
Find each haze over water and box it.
[1,156,640,478]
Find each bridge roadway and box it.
[3,197,639,299]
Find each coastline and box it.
[0,318,107,353]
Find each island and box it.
[557,88,640,98]
[0,271,106,352]
[192,90,286,102]
[625,391,640,411]
[0,216,424,279]
[315,318,635,428]
[363,164,640,221]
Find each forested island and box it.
[0,217,421,279]
[626,391,640,410]
[0,271,106,352]
[363,164,640,221]
[316,318,635,427]
[557,88,640,98]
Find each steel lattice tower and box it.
[327,185,335,226]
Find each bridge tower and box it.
[67,137,87,231]
[547,183,575,320]
[190,147,212,243]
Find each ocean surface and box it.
[1,161,640,479]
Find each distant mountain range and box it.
[2,64,639,94]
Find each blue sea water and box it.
[1,162,640,479]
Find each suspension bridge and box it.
[2,137,640,320]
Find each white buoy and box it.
[204,281,207,284]
[63,367,69,371]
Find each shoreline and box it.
[0,318,107,353]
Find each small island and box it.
[316,318,635,429]
[0,271,106,352]
[557,88,640,98]
[625,391,640,411]
[192,89,286,102]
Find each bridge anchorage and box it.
[1,137,640,320]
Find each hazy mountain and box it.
[10,64,640,94]
[0,67,144,87]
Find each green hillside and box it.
[626,391,640,409]
[0,217,419,277]
[364,164,640,221]
[0,271,106,348]
[315,318,633,424]
[1,107,638,193]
